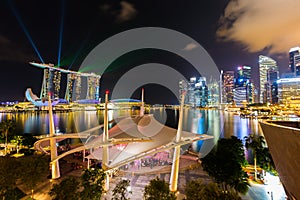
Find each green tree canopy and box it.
[244,134,265,181]
[112,179,132,200]
[22,134,38,149]
[80,168,106,200]
[0,157,19,199]
[143,177,176,200]
[245,134,277,175]
[185,179,241,200]
[49,176,80,200]
[0,119,16,155]
[257,147,277,174]
[201,136,249,194]
[18,155,50,199]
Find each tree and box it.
[11,135,22,154]
[22,134,38,149]
[201,136,249,194]
[143,177,176,200]
[18,155,49,199]
[80,168,106,200]
[258,147,277,175]
[49,176,80,200]
[185,179,241,200]
[0,157,19,199]
[185,179,219,200]
[244,134,265,181]
[0,119,16,155]
[112,179,132,200]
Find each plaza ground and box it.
[17,153,286,200]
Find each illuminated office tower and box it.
[289,47,300,76]
[188,77,197,106]
[179,77,208,107]
[40,68,49,98]
[266,70,279,104]
[234,66,252,104]
[222,71,235,103]
[195,77,208,107]
[40,68,61,99]
[277,77,300,104]
[233,87,247,104]
[179,79,188,104]
[65,73,77,102]
[30,62,101,103]
[74,76,82,101]
[236,65,251,87]
[234,82,255,104]
[86,75,100,101]
[207,78,219,107]
[246,81,255,104]
[52,70,61,99]
[259,55,278,103]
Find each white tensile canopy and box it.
[84,114,212,169]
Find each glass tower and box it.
[289,47,300,76]
[259,55,278,103]
[222,71,235,103]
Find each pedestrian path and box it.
[17,153,285,200]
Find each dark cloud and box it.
[0,35,34,62]
[217,0,300,54]
[99,1,137,23]
[116,1,137,23]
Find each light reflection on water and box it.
[0,109,263,155]
[150,109,263,158]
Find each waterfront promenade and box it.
[1,109,286,199]
[17,152,285,200]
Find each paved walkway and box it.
[103,158,212,200]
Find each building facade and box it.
[179,77,209,107]
[289,47,300,76]
[277,77,300,104]
[222,71,235,103]
[233,65,254,104]
[41,68,62,99]
[259,55,278,103]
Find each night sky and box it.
[0,0,296,104]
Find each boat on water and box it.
[260,120,300,200]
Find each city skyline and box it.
[0,0,298,104]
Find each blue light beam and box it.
[8,1,45,63]
[69,34,90,69]
[57,0,65,67]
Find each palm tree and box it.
[244,134,265,181]
[0,119,16,155]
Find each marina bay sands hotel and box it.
[30,62,101,102]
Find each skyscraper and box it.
[237,66,251,86]
[194,77,208,107]
[222,71,235,103]
[259,55,278,103]
[277,77,300,104]
[267,70,279,104]
[246,81,255,104]
[30,62,101,102]
[234,66,252,104]
[179,77,209,107]
[65,73,77,102]
[86,75,100,101]
[40,68,62,99]
[207,78,219,107]
[289,47,300,76]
